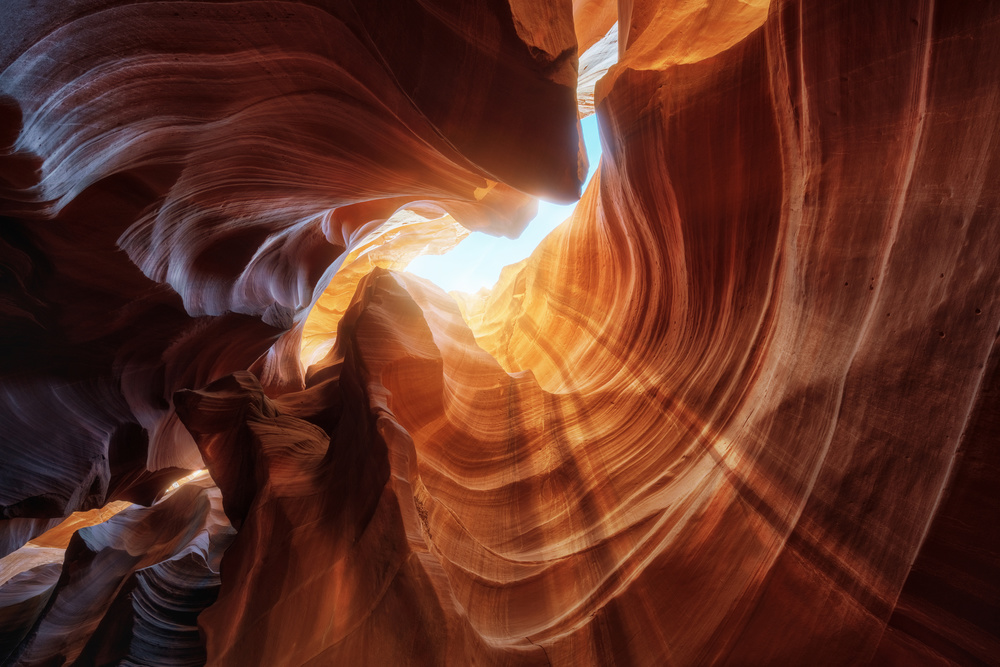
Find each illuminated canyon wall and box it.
[1,0,998,664]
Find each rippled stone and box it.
[1,0,998,664]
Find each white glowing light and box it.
[406,114,603,293]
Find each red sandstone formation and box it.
[1,0,998,665]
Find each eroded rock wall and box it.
[1,0,998,665]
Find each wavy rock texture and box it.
[0,0,580,533]
[1,0,999,665]
[1,481,232,665]
[298,210,471,371]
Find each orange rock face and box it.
[1,1,998,665]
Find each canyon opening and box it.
[0,1,998,666]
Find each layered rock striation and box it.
[1,0,998,665]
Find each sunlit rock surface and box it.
[1,0,998,665]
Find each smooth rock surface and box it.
[1,0,998,665]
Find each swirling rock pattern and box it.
[1,0,999,665]
[1,481,232,666]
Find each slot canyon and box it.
[1,0,998,664]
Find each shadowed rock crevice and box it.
[1,0,998,664]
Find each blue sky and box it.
[406,114,603,293]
